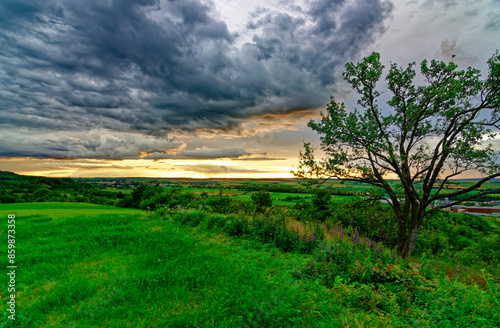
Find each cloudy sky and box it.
[0,0,499,178]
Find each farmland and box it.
[74,175,500,207]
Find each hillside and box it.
[1,203,499,327]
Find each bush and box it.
[207,191,233,214]
[202,214,227,230]
[311,189,332,221]
[179,211,207,226]
[330,198,397,244]
[224,216,250,237]
[251,190,272,213]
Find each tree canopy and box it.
[295,51,500,256]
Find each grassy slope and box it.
[0,203,387,328]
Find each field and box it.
[0,203,367,327]
[83,177,500,207]
[1,202,499,327]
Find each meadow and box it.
[1,202,499,327]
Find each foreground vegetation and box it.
[1,203,499,327]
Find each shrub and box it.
[251,190,272,213]
[330,198,397,245]
[202,214,227,230]
[224,217,250,237]
[207,191,233,214]
[311,189,332,222]
[180,211,207,226]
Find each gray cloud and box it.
[0,128,183,159]
[0,0,393,159]
[143,147,251,160]
[175,164,264,174]
[177,148,250,159]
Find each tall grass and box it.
[162,207,500,327]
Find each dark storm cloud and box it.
[0,0,392,159]
[0,129,183,159]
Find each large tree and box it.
[295,52,500,257]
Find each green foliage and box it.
[31,188,52,202]
[224,215,250,237]
[291,199,314,221]
[415,211,499,262]
[330,198,397,244]
[310,189,332,222]
[206,191,233,214]
[466,233,500,264]
[166,208,320,255]
[201,214,227,230]
[251,190,273,213]
[0,171,121,205]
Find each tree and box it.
[294,52,500,257]
[251,190,273,213]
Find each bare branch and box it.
[428,172,500,203]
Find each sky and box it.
[0,0,499,178]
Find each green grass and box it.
[0,203,383,327]
[1,203,498,327]
[0,202,142,219]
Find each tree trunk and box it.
[396,217,407,255]
[396,208,424,258]
[404,223,420,257]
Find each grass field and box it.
[1,203,499,327]
[0,203,378,327]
